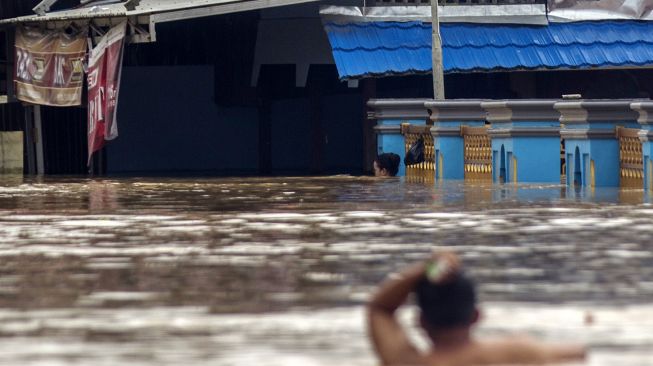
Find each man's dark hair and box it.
[375,153,400,176]
[415,273,477,329]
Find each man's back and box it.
[422,338,585,366]
[367,252,586,366]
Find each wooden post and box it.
[431,0,445,100]
[33,105,45,175]
[24,106,36,175]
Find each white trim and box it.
[0,0,322,25]
[150,0,320,23]
[548,8,653,22]
[320,5,548,25]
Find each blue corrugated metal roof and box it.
[323,21,653,79]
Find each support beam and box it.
[33,105,45,175]
[33,0,59,16]
[149,0,320,24]
[24,106,36,175]
[431,0,445,100]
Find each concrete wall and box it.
[321,94,363,172]
[107,65,364,175]
[270,98,311,171]
[0,131,23,174]
[107,66,258,174]
[268,94,364,174]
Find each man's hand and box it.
[425,250,461,283]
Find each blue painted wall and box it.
[591,139,620,187]
[435,121,485,180]
[644,141,653,190]
[514,137,561,183]
[565,139,620,187]
[436,136,464,180]
[492,138,514,183]
[376,119,426,177]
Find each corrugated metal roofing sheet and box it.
[323,21,653,79]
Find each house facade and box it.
[2,0,653,175]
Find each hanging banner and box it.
[14,25,87,106]
[87,21,127,165]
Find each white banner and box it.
[87,21,127,165]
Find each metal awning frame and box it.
[0,0,321,44]
[12,16,156,44]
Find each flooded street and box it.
[0,176,651,366]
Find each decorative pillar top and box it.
[481,100,559,123]
[630,101,653,125]
[554,100,639,124]
[367,99,431,121]
[424,100,486,123]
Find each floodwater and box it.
[0,176,651,366]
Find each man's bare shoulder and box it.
[424,337,586,366]
[473,337,585,365]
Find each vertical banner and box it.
[14,25,87,106]
[87,21,127,165]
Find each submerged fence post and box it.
[426,100,485,180]
[556,101,639,188]
[630,101,653,191]
[367,99,430,177]
[483,100,560,184]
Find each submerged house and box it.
[2,0,653,175]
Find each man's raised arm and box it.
[367,252,459,366]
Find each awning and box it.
[0,0,320,25]
[323,21,653,79]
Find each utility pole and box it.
[431,0,445,99]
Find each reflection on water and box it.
[0,176,651,365]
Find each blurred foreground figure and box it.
[367,251,586,365]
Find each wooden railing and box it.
[616,127,643,189]
[461,125,492,181]
[401,123,434,183]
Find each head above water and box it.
[374,153,400,177]
[416,272,478,334]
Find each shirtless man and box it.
[368,251,586,366]
[374,153,400,177]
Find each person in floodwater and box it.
[374,153,400,177]
[368,251,586,366]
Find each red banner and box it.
[14,25,87,107]
[87,22,127,165]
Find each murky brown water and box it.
[0,176,651,365]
